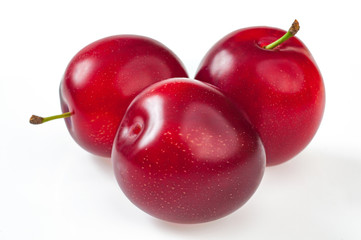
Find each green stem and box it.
[30,112,72,124]
[265,19,300,50]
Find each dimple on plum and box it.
[112,78,265,223]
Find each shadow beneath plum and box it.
[152,206,256,238]
[152,148,361,239]
[90,154,114,178]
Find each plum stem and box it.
[29,112,72,124]
[264,19,300,50]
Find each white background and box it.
[1,0,360,239]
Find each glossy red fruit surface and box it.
[195,26,325,166]
[112,78,265,223]
[60,35,188,157]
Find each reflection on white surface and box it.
[138,95,164,149]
